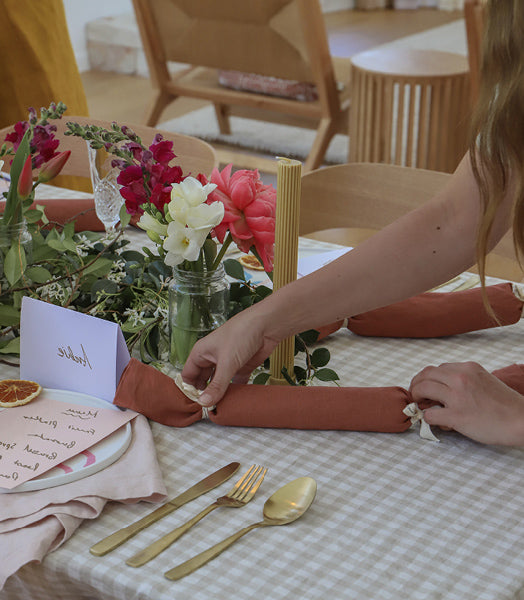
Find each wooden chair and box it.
[464,0,485,105]
[0,116,218,187]
[300,162,522,282]
[131,0,351,172]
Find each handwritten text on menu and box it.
[0,395,136,490]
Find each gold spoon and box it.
[164,476,317,581]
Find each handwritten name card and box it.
[20,297,130,403]
[0,394,135,490]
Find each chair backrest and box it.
[300,163,450,235]
[300,162,522,281]
[132,0,340,111]
[464,0,485,104]
[0,117,218,181]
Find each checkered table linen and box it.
[1,238,523,600]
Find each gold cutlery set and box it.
[90,461,317,580]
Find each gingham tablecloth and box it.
[1,234,523,599]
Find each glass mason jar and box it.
[168,264,229,369]
[0,221,32,279]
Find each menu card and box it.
[0,393,135,490]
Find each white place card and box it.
[296,248,352,278]
[20,297,130,403]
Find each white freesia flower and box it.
[137,212,168,237]
[168,177,222,228]
[163,221,210,267]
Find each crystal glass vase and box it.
[168,265,229,369]
[87,143,123,235]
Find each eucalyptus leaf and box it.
[314,368,339,382]
[24,209,45,224]
[47,239,66,252]
[252,372,270,385]
[311,348,330,368]
[0,336,20,355]
[0,303,21,326]
[83,257,114,277]
[119,204,131,229]
[223,258,246,281]
[25,265,53,284]
[298,329,320,345]
[4,243,26,285]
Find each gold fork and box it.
[126,464,267,567]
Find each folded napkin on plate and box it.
[316,283,523,339]
[114,359,524,434]
[0,415,166,590]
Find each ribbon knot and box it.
[174,374,216,418]
[403,403,440,442]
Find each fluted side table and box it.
[349,48,470,173]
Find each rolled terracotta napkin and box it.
[491,363,524,395]
[114,358,413,433]
[1,197,104,232]
[114,359,524,435]
[316,283,523,340]
[31,198,105,232]
[0,415,166,589]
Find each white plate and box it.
[0,388,132,494]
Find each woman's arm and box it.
[182,153,513,406]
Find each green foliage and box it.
[0,213,171,364]
[225,259,340,387]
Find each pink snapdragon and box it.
[116,135,183,216]
[5,120,60,169]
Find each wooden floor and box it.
[81,8,463,125]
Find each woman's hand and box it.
[181,308,280,407]
[409,361,524,446]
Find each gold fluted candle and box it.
[269,157,302,385]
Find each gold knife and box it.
[89,461,240,556]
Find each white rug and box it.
[159,20,467,165]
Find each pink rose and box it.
[207,164,276,272]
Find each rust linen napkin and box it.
[114,360,524,434]
[0,415,166,589]
[114,358,413,433]
[32,198,105,232]
[1,197,105,232]
[317,283,523,339]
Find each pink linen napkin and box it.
[0,415,167,590]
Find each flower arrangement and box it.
[0,102,71,229]
[66,121,277,366]
[0,104,338,384]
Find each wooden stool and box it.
[349,48,471,173]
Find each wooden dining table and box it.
[1,203,523,599]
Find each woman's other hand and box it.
[409,361,524,446]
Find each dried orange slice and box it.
[239,254,264,271]
[0,379,42,407]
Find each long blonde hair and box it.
[470,0,524,281]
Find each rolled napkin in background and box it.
[316,283,523,340]
[31,198,104,232]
